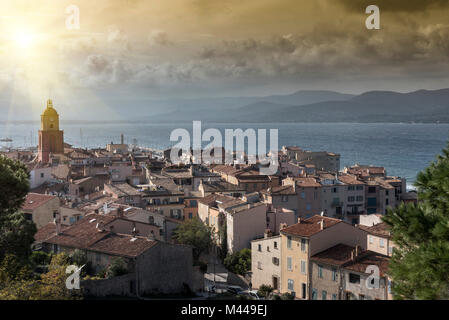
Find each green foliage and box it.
[0,156,35,262]
[219,219,228,260]
[0,253,81,300]
[280,292,295,300]
[30,251,52,269]
[257,284,274,298]
[0,155,30,215]
[106,257,128,278]
[224,248,251,275]
[173,217,212,261]
[383,142,449,299]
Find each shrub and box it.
[224,248,251,275]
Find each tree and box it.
[105,257,128,278]
[173,218,212,261]
[257,284,274,299]
[0,156,35,262]
[224,248,251,275]
[0,253,81,300]
[383,142,449,299]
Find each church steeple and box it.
[41,98,60,131]
[38,98,64,163]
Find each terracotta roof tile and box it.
[281,215,342,237]
[22,193,58,211]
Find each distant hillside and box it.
[148,88,449,123]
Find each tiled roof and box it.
[338,174,365,185]
[34,222,69,242]
[293,177,321,188]
[43,214,117,249]
[281,215,342,237]
[200,180,246,192]
[358,222,391,238]
[22,193,58,211]
[88,233,158,258]
[311,244,355,266]
[344,252,390,276]
[260,185,296,195]
[39,214,160,258]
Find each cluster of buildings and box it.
[1,99,418,299]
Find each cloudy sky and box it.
[1,0,449,119]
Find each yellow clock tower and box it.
[38,99,64,163]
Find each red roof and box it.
[281,215,342,237]
[22,193,57,211]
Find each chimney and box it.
[147,230,155,241]
[54,217,61,235]
[264,229,272,239]
[280,222,288,230]
[320,219,324,230]
[355,245,360,257]
[297,217,301,224]
[351,250,355,261]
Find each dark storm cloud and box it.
[339,0,449,12]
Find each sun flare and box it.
[14,31,36,49]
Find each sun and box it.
[14,31,36,49]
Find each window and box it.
[306,203,311,211]
[379,238,385,248]
[301,238,306,252]
[257,262,262,270]
[287,257,292,271]
[274,241,278,249]
[288,279,294,291]
[301,260,307,274]
[368,186,376,193]
[332,293,337,300]
[348,186,355,191]
[332,187,337,193]
[311,289,318,300]
[359,294,365,300]
[348,196,355,202]
[301,283,307,299]
[272,257,279,266]
[388,246,393,255]
[287,236,292,249]
[318,265,323,278]
[356,186,364,191]
[282,195,289,202]
[369,235,373,244]
[349,273,360,284]
[40,172,44,178]
[332,268,337,281]
[386,198,389,206]
[367,197,377,207]
[322,290,327,300]
[24,213,33,221]
[190,200,198,207]
[356,196,364,201]
[188,212,193,219]
[258,244,262,252]
[301,192,305,199]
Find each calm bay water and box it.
[1,122,448,187]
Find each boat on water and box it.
[0,137,13,142]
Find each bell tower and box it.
[38,99,64,163]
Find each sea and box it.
[1,121,448,189]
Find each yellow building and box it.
[38,99,64,163]
[280,215,368,299]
